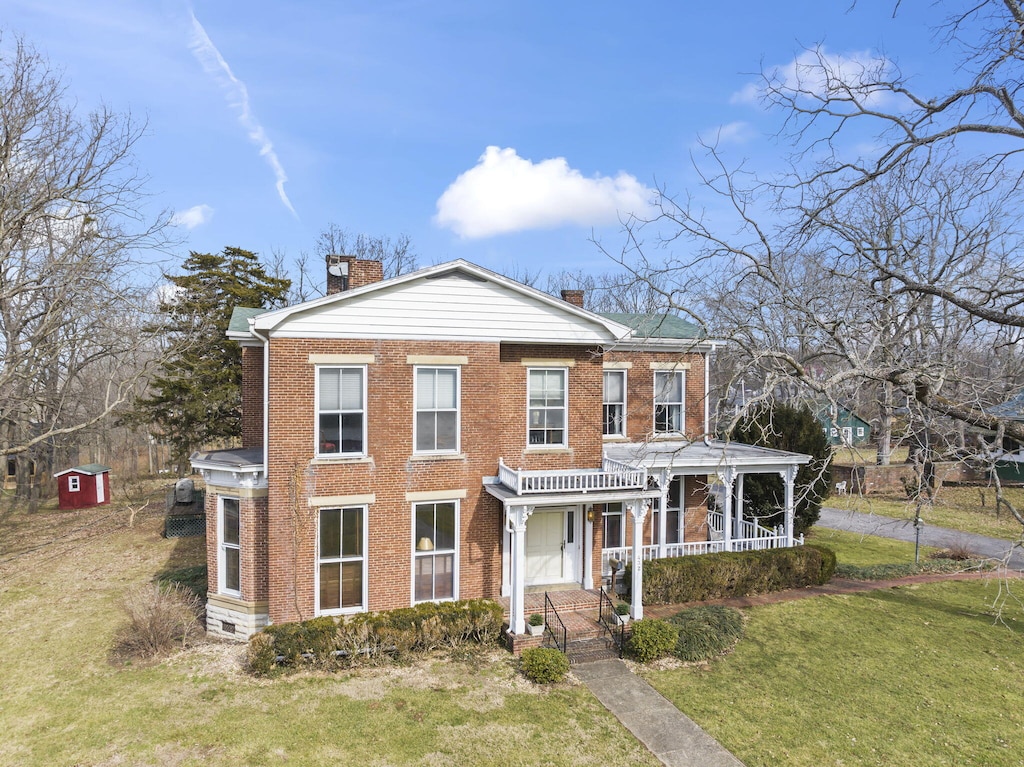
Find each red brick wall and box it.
[326,257,385,295]
[206,491,268,603]
[240,345,264,449]
[603,350,706,440]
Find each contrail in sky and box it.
[187,10,298,217]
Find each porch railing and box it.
[600,532,803,576]
[598,587,625,658]
[498,456,646,495]
[708,509,778,540]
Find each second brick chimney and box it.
[326,255,385,295]
[560,289,585,308]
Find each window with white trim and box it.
[317,366,365,456]
[413,501,457,602]
[654,370,684,433]
[220,497,241,595]
[318,506,365,613]
[528,368,567,446]
[415,367,459,453]
[603,502,624,548]
[603,370,626,437]
[856,426,865,437]
[68,475,81,492]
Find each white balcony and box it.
[497,456,647,495]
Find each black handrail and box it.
[543,592,568,653]
[598,587,625,657]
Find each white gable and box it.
[257,265,628,343]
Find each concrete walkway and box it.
[817,506,1024,569]
[573,658,745,767]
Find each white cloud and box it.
[731,47,894,108]
[697,121,754,147]
[435,146,654,239]
[187,11,297,217]
[171,204,214,229]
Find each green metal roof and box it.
[228,306,265,334]
[54,463,110,477]
[598,312,704,340]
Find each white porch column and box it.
[735,472,745,540]
[720,468,736,552]
[505,504,534,635]
[628,499,649,621]
[658,470,669,558]
[781,466,797,546]
[583,504,594,589]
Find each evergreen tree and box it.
[728,403,831,536]
[136,247,290,470]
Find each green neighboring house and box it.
[818,406,871,447]
[984,390,1024,481]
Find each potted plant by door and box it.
[527,613,545,637]
[613,602,631,626]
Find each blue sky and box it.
[5,1,949,282]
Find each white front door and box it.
[525,507,579,586]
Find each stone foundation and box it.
[206,593,269,641]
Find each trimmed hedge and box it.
[520,647,569,684]
[246,598,504,676]
[641,544,836,605]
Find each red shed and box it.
[54,464,111,510]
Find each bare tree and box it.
[0,36,173,496]
[315,223,418,281]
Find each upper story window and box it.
[415,367,459,453]
[318,506,366,613]
[603,370,626,437]
[220,497,241,595]
[654,370,684,434]
[528,368,567,446]
[318,367,365,456]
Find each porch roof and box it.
[189,447,264,472]
[603,438,811,473]
[482,477,661,508]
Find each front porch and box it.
[485,438,812,638]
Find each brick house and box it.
[191,258,810,640]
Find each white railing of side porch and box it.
[600,531,804,576]
[497,456,646,495]
[707,510,779,541]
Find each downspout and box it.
[249,323,271,478]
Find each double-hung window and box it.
[654,370,684,433]
[318,507,365,613]
[654,477,682,545]
[318,367,365,456]
[603,370,626,437]
[220,497,241,595]
[603,502,624,549]
[528,368,567,446]
[413,501,457,602]
[68,475,80,492]
[415,367,459,453]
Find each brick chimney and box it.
[326,255,384,295]
[560,289,585,308]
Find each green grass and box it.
[806,527,937,566]
[641,579,1024,767]
[828,486,1024,540]
[0,499,658,767]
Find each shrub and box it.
[246,632,277,676]
[520,647,569,684]
[115,582,203,659]
[670,605,744,662]
[528,613,544,627]
[614,602,630,616]
[246,598,505,674]
[643,545,836,604]
[929,543,974,561]
[627,618,678,663]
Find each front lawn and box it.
[0,496,657,767]
[641,579,1024,766]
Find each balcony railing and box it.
[497,456,646,495]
